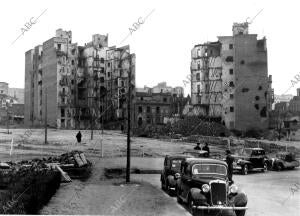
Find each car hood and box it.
[191,175,227,184]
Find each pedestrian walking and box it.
[76,131,82,143]
[226,149,234,184]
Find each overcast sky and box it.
[1,0,299,96]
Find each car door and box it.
[250,150,262,168]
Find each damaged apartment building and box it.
[190,22,274,131]
[25,29,135,129]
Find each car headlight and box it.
[202,184,210,193]
[229,184,238,194]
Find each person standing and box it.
[202,142,210,157]
[226,149,234,184]
[194,142,201,150]
[76,131,82,143]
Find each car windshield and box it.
[171,159,182,170]
[192,164,227,175]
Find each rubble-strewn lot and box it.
[0,128,299,215]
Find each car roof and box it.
[276,151,294,155]
[184,158,228,166]
[244,148,264,150]
[166,154,193,159]
[183,150,208,154]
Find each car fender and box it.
[237,160,251,166]
[190,188,207,203]
[167,175,176,186]
[229,191,248,207]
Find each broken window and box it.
[61,108,65,117]
[100,58,105,63]
[226,56,233,62]
[163,98,167,102]
[229,69,233,75]
[254,104,259,110]
[255,96,260,101]
[146,116,151,124]
[230,106,234,112]
[197,85,200,93]
[258,86,262,90]
[230,94,234,99]
[229,44,233,49]
[141,97,143,101]
[71,60,75,65]
[107,72,111,77]
[229,81,234,87]
[240,60,245,65]
[147,106,150,113]
[57,44,61,50]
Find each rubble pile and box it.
[0,163,60,214]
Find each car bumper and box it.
[192,205,248,210]
[233,165,242,170]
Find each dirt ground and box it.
[1,129,300,215]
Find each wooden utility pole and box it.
[44,88,48,144]
[6,108,10,134]
[126,54,132,183]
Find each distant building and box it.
[288,88,300,113]
[134,83,187,127]
[25,29,135,129]
[0,82,24,104]
[190,22,273,131]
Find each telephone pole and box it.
[126,54,132,183]
[44,88,48,144]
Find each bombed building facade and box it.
[190,22,274,131]
[25,29,135,129]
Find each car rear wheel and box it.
[242,165,248,175]
[277,163,283,171]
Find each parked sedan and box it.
[271,152,300,171]
[161,154,192,194]
[232,148,270,175]
[176,158,248,216]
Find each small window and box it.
[229,69,233,75]
[138,106,143,113]
[226,56,234,62]
[57,44,61,50]
[229,81,234,87]
[242,88,249,92]
[230,94,234,99]
[255,96,260,101]
[195,73,200,81]
[240,60,245,65]
[156,107,160,114]
[230,107,234,112]
[258,86,262,90]
[229,44,233,49]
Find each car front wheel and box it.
[262,162,268,172]
[242,165,248,175]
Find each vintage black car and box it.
[176,158,248,216]
[161,154,192,194]
[232,148,270,175]
[271,152,300,171]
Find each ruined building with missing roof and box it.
[25,29,135,129]
[190,22,274,131]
